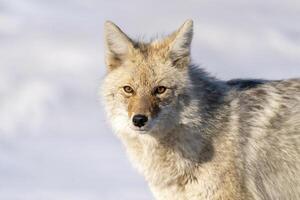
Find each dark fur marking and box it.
[227,79,266,90]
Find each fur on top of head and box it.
[104,20,193,71]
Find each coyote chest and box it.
[120,126,243,200]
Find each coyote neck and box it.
[119,99,230,185]
[120,126,209,182]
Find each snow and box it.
[0,0,299,199]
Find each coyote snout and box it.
[128,95,159,130]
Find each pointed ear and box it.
[168,20,193,67]
[104,21,134,71]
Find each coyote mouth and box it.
[130,125,150,133]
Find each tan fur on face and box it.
[127,95,160,118]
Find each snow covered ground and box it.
[0,0,299,199]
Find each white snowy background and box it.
[0,0,300,199]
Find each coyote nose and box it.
[132,114,148,127]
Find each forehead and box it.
[108,43,184,89]
[122,58,167,87]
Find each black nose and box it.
[132,114,148,127]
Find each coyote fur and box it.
[101,20,300,200]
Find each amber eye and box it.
[155,86,167,95]
[123,86,134,94]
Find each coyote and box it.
[101,20,300,200]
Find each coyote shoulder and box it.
[101,20,300,200]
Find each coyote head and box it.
[102,20,194,137]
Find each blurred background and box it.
[0,0,300,199]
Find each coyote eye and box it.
[123,86,134,94]
[154,86,167,95]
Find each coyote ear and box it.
[168,20,193,67]
[104,21,134,70]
